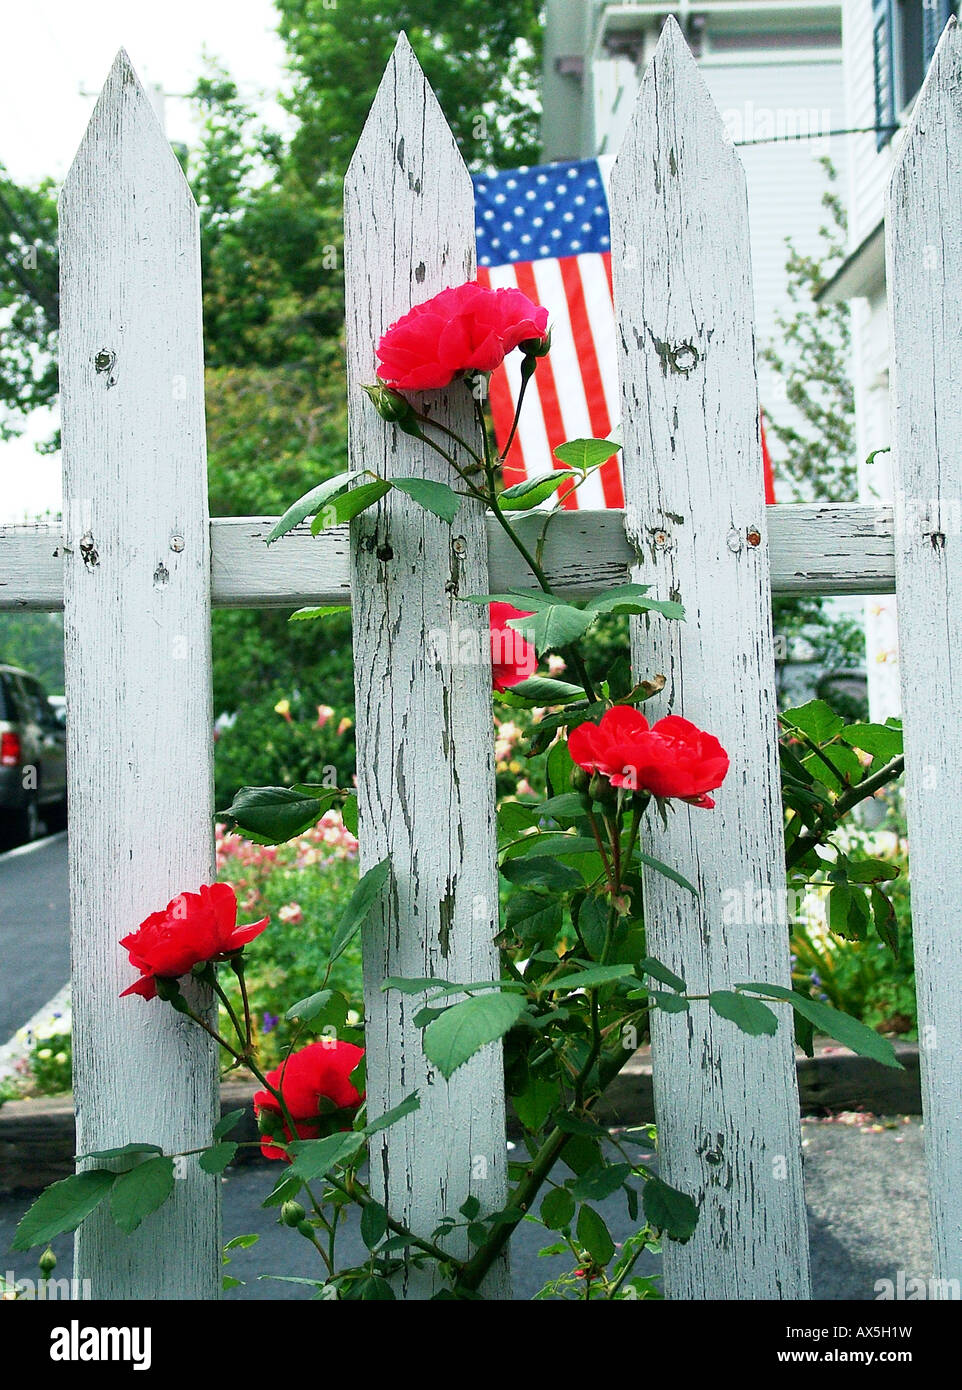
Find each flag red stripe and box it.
[512,262,578,509]
[559,255,624,508]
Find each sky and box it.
[0,0,290,523]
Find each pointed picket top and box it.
[61,49,191,210]
[607,17,809,1299]
[344,31,474,380]
[610,16,746,233]
[890,16,962,200]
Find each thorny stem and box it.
[784,755,904,872]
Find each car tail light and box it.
[0,732,21,767]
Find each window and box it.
[874,0,958,148]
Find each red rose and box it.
[119,882,269,999]
[375,281,549,390]
[490,602,537,691]
[568,706,729,809]
[253,1040,365,1160]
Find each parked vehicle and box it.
[0,666,67,846]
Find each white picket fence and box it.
[2,17,961,1300]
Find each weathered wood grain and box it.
[887,16,962,1286]
[609,18,810,1299]
[59,51,219,1299]
[342,35,509,1298]
[1,503,898,611]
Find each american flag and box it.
[473,156,775,508]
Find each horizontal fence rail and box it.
[0,503,898,611]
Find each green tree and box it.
[0,6,544,798]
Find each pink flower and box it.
[376,282,549,391]
[315,704,334,729]
[278,903,303,926]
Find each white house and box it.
[818,0,958,718]
[541,1,850,477]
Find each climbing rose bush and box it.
[14,273,902,1304]
[376,281,549,389]
[119,883,269,999]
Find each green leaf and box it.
[462,589,574,610]
[539,792,590,821]
[381,975,453,995]
[505,676,587,704]
[546,738,574,798]
[423,993,527,1079]
[587,585,685,621]
[213,1110,245,1142]
[287,1132,367,1181]
[553,438,621,472]
[513,1072,559,1132]
[838,722,903,762]
[502,832,598,861]
[637,956,686,993]
[736,983,903,1069]
[569,1163,632,1202]
[219,784,339,846]
[12,1170,115,1250]
[199,1143,238,1175]
[355,1274,396,1300]
[110,1156,175,1235]
[224,1233,259,1252]
[500,856,583,892]
[390,476,461,523]
[341,794,358,838]
[636,850,697,896]
[328,859,392,966]
[75,1142,163,1162]
[507,604,596,656]
[576,1204,615,1264]
[289,605,351,623]
[783,699,845,744]
[709,990,779,1037]
[648,990,690,1014]
[829,882,871,941]
[871,886,899,954]
[643,1177,698,1241]
[266,472,361,544]
[846,858,899,883]
[505,893,563,946]
[285,989,334,1023]
[360,1202,388,1250]
[262,1175,303,1208]
[310,477,392,533]
[553,963,636,991]
[540,1187,575,1230]
[499,469,576,510]
[365,1092,420,1138]
[460,1195,481,1219]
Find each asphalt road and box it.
[0,1117,931,1300]
[0,833,69,1042]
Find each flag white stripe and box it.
[485,262,552,484]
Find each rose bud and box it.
[281,1200,307,1227]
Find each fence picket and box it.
[342,34,510,1298]
[609,18,810,1298]
[887,17,962,1285]
[59,52,219,1298]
